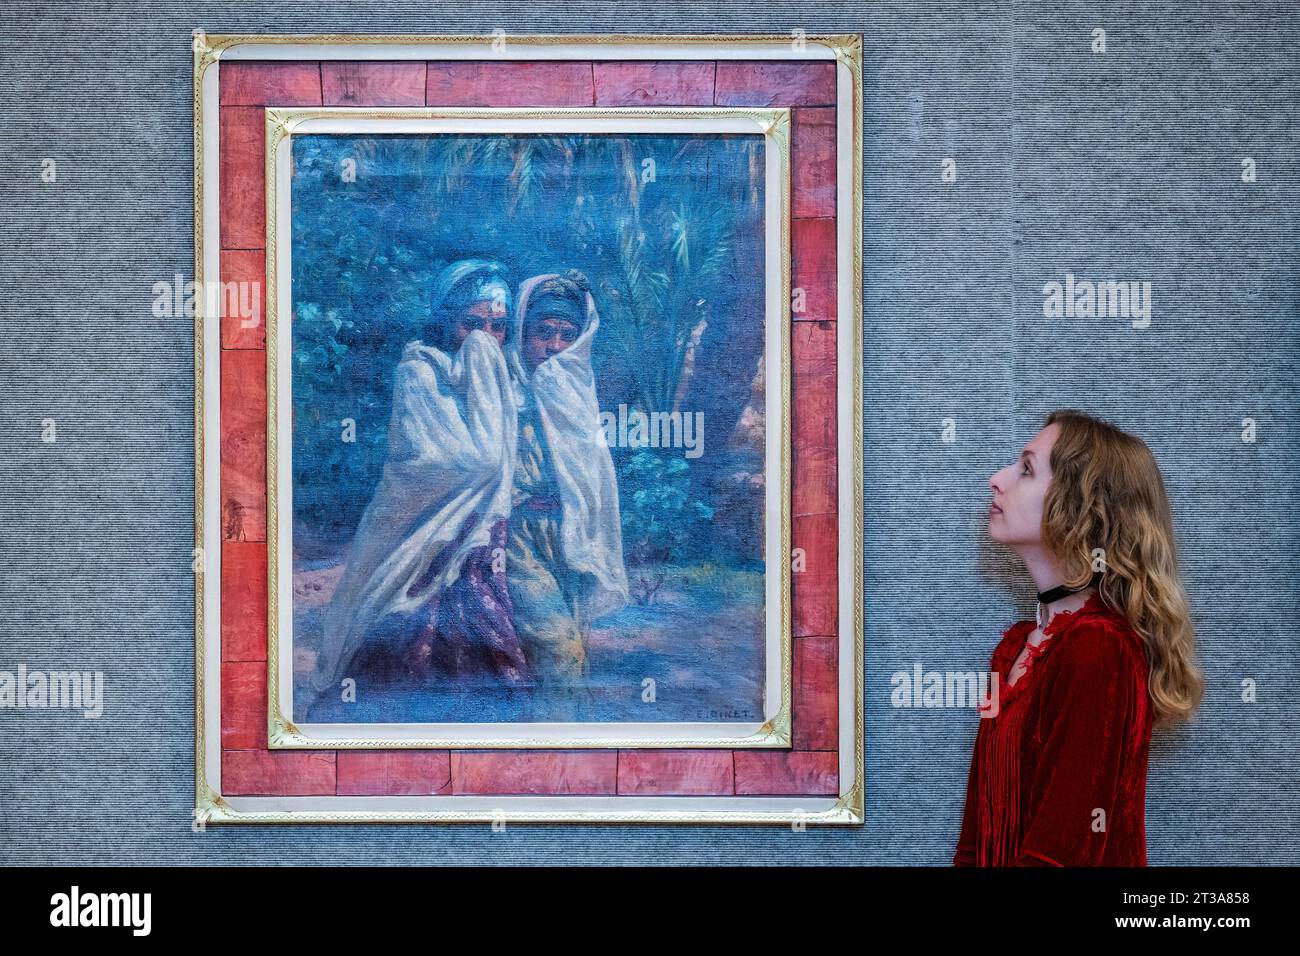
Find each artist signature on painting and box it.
[695,708,757,720]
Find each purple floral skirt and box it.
[408,517,529,686]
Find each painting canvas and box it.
[279,120,784,736]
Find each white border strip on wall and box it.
[220,40,837,62]
[834,57,857,805]
[202,58,224,796]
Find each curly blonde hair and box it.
[1041,409,1205,728]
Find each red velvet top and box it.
[953,592,1154,867]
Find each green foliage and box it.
[292,302,391,551]
[618,450,715,566]
[599,145,742,414]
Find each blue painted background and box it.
[288,132,768,724]
[0,1,1296,864]
[289,132,765,552]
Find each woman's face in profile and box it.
[988,422,1060,546]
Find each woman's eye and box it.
[1021,462,1031,476]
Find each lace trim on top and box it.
[980,591,1107,712]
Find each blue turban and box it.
[428,259,513,349]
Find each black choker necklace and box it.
[1037,572,1103,604]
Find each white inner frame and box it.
[198,36,859,822]
[271,110,785,747]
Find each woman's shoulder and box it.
[1059,594,1145,652]
[988,594,1145,670]
[1044,595,1150,682]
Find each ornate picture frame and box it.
[194,32,863,825]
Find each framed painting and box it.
[194,32,863,824]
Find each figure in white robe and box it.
[502,271,629,719]
[309,260,525,709]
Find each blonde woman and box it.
[954,410,1204,866]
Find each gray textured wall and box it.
[0,1,1296,865]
